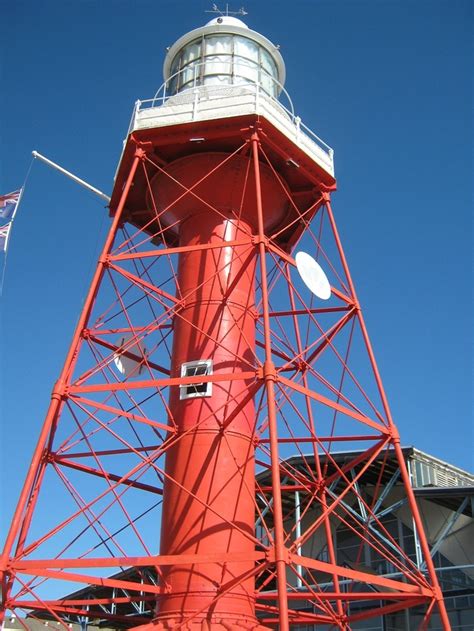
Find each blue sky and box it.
[1,0,472,539]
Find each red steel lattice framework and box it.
[0,117,450,630]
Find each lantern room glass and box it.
[168,33,280,97]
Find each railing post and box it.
[134,100,141,131]
[329,147,335,172]
[128,100,140,135]
[295,115,301,143]
[192,87,199,120]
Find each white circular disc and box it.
[295,251,331,300]
[113,336,146,378]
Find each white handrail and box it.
[126,69,334,171]
[133,91,334,164]
[150,60,295,117]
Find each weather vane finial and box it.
[205,4,248,17]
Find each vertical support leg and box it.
[251,133,289,631]
[324,194,451,630]
[0,151,142,622]
[393,440,451,629]
[287,272,345,624]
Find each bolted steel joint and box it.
[321,191,331,203]
[390,428,401,443]
[51,379,66,400]
[263,360,277,382]
[134,147,147,160]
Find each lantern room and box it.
[163,16,286,97]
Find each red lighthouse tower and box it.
[1,14,450,631]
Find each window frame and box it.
[179,359,213,400]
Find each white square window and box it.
[180,360,213,400]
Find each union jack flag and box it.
[0,189,22,221]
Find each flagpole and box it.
[1,209,17,296]
[3,222,13,255]
[32,151,111,203]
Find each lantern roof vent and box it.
[205,16,249,28]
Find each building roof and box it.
[256,446,473,489]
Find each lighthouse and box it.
[1,13,451,631]
[110,15,334,626]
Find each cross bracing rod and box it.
[258,591,435,600]
[324,485,423,582]
[288,552,432,595]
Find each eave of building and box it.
[413,486,474,517]
[255,446,473,489]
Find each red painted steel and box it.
[146,151,287,628]
[0,125,451,630]
[0,152,142,626]
[324,196,452,628]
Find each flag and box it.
[0,223,12,252]
[0,189,22,221]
